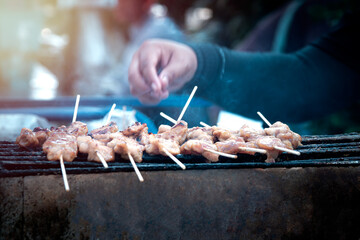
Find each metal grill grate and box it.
[1,133,360,177]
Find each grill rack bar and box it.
[2,157,360,178]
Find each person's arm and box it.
[128,39,359,122]
[128,12,359,123]
[189,11,360,123]
[189,43,359,123]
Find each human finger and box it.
[159,52,197,92]
[137,46,163,96]
[128,52,152,96]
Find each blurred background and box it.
[0,0,359,134]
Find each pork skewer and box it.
[160,112,237,158]
[256,111,301,156]
[77,135,114,168]
[61,95,80,190]
[141,121,187,169]
[95,103,117,168]
[181,126,220,162]
[200,121,267,155]
[147,114,187,169]
[59,95,80,191]
[107,122,147,180]
[43,127,77,192]
[77,115,119,168]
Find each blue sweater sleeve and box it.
[187,13,360,123]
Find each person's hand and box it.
[128,39,198,104]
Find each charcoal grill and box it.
[1,97,360,239]
[1,132,360,240]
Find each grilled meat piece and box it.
[238,124,266,141]
[122,122,147,138]
[181,126,219,162]
[212,127,257,155]
[181,139,219,162]
[141,121,188,156]
[67,121,88,137]
[106,123,149,162]
[212,127,239,141]
[43,130,78,162]
[89,121,119,144]
[78,136,115,162]
[33,127,51,145]
[187,126,215,142]
[89,121,118,136]
[215,139,248,155]
[158,121,188,144]
[157,124,171,133]
[264,121,302,149]
[107,132,145,162]
[142,133,181,155]
[16,128,40,148]
[250,135,287,163]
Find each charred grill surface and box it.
[1,133,360,177]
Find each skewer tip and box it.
[200,121,211,128]
[59,155,70,191]
[128,153,145,182]
[96,151,109,168]
[72,94,81,123]
[160,112,177,125]
[257,111,272,127]
[204,148,238,159]
[163,148,186,170]
[274,146,301,156]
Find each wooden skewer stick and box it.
[157,113,186,169]
[59,94,80,191]
[177,86,198,123]
[274,146,301,156]
[257,111,272,127]
[239,147,267,154]
[72,94,80,123]
[105,103,116,125]
[160,112,177,125]
[96,151,109,168]
[200,121,211,128]
[91,103,116,169]
[163,148,186,170]
[128,153,144,182]
[203,148,238,159]
[59,155,70,191]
